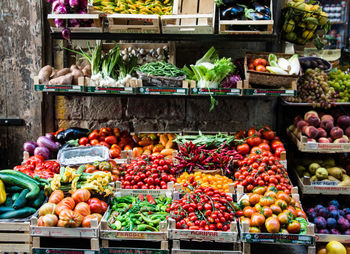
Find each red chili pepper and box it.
[146,195,155,204]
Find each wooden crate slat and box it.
[0,222,30,231]
[48,14,100,19]
[0,233,31,242]
[197,0,214,26]
[180,0,198,26]
[0,243,31,253]
[220,20,273,25]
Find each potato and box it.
[71,68,84,85]
[48,73,73,85]
[82,65,91,77]
[38,65,53,84]
[50,69,57,78]
[70,65,79,72]
[53,68,70,78]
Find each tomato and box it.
[248,194,261,205]
[48,190,64,204]
[287,220,301,234]
[99,141,110,148]
[271,140,284,151]
[264,191,277,199]
[263,130,275,140]
[27,156,44,166]
[87,198,103,214]
[256,65,266,72]
[276,191,291,204]
[249,227,261,233]
[79,137,89,146]
[248,58,254,64]
[88,131,99,140]
[254,58,266,67]
[237,144,250,155]
[270,204,282,214]
[265,217,280,233]
[248,128,259,137]
[275,199,288,210]
[72,189,91,203]
[259,196,275,206]
[295,209,307,220]
[275,147,286,157]
[243,207,255,218]
[261,206,273,218]
[247,137,262,147]
[258,143,270,151]
[251,213,265,227]
[105,136,117,145]
[260,58,267,66]
[110,149,120,158]
[74,202,91,217]
[90,139,99,145]
[248,63,255,70]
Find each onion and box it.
[52,0,61,12]
[46,133,56,141]
[79,0,88,9]
[34,147,50,160]
[69,19,80,27]
[23,142,38,155]
[62,28,71,40]
[69,0,79,8]
[58,0,68,4]
[47,0,54,3]
[55,5,68,14]
[54,18,65,28]
[37,136,58,151]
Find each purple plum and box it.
[328,205,338,211]
[318,229,330,234]
[318,207,329,218]
[307,208,315,215]
[329,210,340,219]
[345,230,350,235]
[340,210,345,217]
[330,228,341,234]
[314,216,327,229]
[327,217,337,229]
[329,200,340,208]
[343,208,350,214]
[346,214,350,222]
[315,205,324,212]
[337,216,350,232]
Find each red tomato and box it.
[88,131,99,140]
[237,144,250,155]
[248,128,259,137]
[99,141,110,148]
[258,143,270,152]
[263,130,275,140]
[79,137,89,146]
[110,149,120,158]
[256,65,266,72]
[254,58,267,67]
[248,63,255,70]
[87,198,103,214]
[275,147,286,157]
[250,146,262,155]
[271,140,284,151]
[247,137,262,147]
[105,136,117,145]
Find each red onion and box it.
[58,0,68,4]
[69,19,80,27]
[62,28,71,40]
[69,0,79,8]
[79,0,88,9]
[55,5,68,14]
[23,142,38,155]
[54,18,65,28]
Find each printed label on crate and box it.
[100,248,169,254]
[86,86,134,94]
[306,185,350,192]
[31,226,97,238]
[33,248,99,254]
[242,233,314,244]
[35,84,83,92]
[311,181,338,186]
[305,142,350,151]
[100,231,167,240]
[243,89,296,96]
[137,87,187,95]
[306,142,318,150]
[315,234,350,243]
[169,229,236,242]
[191,88,241,96]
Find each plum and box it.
[346,214,350,222]
[330,127,344,140]
[321,114,334,122]
[337,115,350,129]
[307,208,315,214]
[328,205,338,211]
[345,229,350,235]
[343,208,350,214]
[318,207,329,217]
[307,116,321,127]
[315,204,325,211]
[297,120,309,131]
[337,216,350,231]
[294,115,303,126]
[318,229,330,234]
[329,200,340,208]
[340,210,345,217]
[305,126,319,139]
[314,216,327,229]
[317,128,328,138]
[345,127,350,138]
[304,111,319,121]
[329,210,339,219]
[330,228,341,234]
[320,119,334,132]
[327,218,337,229]
[318,137,330,143]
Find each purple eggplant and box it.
[23,142,38,155]
[34,146,50,160]
[37,136,58,151]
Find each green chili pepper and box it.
[136,224,158,231]
[141,214,161,225]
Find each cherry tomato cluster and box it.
[14,155,60,179]
[119,154,176,189]
[234,151,293,194]
[235,126,286,159]
[79,127,135,159]
[167,179,238,231]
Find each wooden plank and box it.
[197,0,214,26]
[0,222,30,231]
[0,233,31,242]
[180,0,198,26]
[0,243,31,253]
[48,14,100,19]
[220,20,273,25]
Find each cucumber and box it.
[0,207,36,219]
[4,195,13,207]
[0,170,40,185]
[33,176,48,186]
[0,173,40,199]
[30,190,45,208]
[5,186,22,193]
[0,207,15,214]
[12,193,20,202]
[13,189,29,209]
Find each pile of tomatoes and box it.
[247,58,269,72]
[119,154,176,189]
[234,152,293,193]
[238,186,307,234]
[167,179,239,231]
[14,155,60,179]
[235,126,286,158]
[83,160,121,182]
[78,128,135,159]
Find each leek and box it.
[266,66,288,75]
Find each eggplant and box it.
[220,5,244,20]
[252,2,271,16]
[56,127,90,143]
[249,12,270,20]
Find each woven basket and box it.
[245,52,301,88]
[136,71,186,87]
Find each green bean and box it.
[138,61,185,77]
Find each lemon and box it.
[326,241,346,254]
[302,30,314,40]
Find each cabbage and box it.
[221,74,241,88]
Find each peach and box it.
[330,127,344,140]
[320,119,334,132]
[297,120,308,131]
[304,111,319,121]
[305,126,319,139]
[318,137,330,143]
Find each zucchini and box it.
[4,196,13,207]
[30,189,45,208]
[0,173,40,199]
[0,207,15,214]
[5,186,22,193]
[12,193,20,202]
[13,189,29,209]
[33,176,48,186]
[0,207,36,219]
[0,170,40,185]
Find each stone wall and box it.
[0,0,43,167]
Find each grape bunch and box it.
[285,68,337,108]
[328,69,350,102]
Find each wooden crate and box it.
[218,0,273,34]
[241,80,297,96]
[172,240,241,254]
[161,0,215,34]
[107,14,161,33]
[190,81,242,96]
[0,221,31,253]
[47,14,104,33]
[34,76,85,92]
[136,80,192,95]
[287,128,350,153]
[31,216,100,251]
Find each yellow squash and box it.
[0,180,6,205]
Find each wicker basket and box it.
[136,71,186,87]
[245,52,301,88]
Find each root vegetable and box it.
[38,65,53,84]
[49,73,74,85]
[53,68,71,78]
[50,69,57,78]
[82,65,91,77]
[71,67,84,85]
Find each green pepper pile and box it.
[107,194,172,231]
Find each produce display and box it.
[294,157,350,186]
[289,110,350,144]
[238,188,308,234]
[37,64,90,85]
[285,68,337,108]
[328,69,350,102]
[177,172,233,193]
[14,155,59,179]
[0,170,45,219]
[119,154,176,189]
[37,189,107,228]
[137,62,185,78]
[92,0,173,15]
[282,0,329,45]
[83,160,121,182]
[247,54,300,75]
[167,181,239,231]
[120,45,172,66]
[107,194,171,231]
[306,200,350,235]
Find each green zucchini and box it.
[0,170,40,185]
[12,193,20,202]
[0,173,39,199]
[0,207,36,219]
[30,189,45,208]
[4,195,13,207]
[5,186,22,193]
[0,207,15,214]
[13,189,29,209]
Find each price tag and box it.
[311,181,338,186]
[306,142,318,150]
